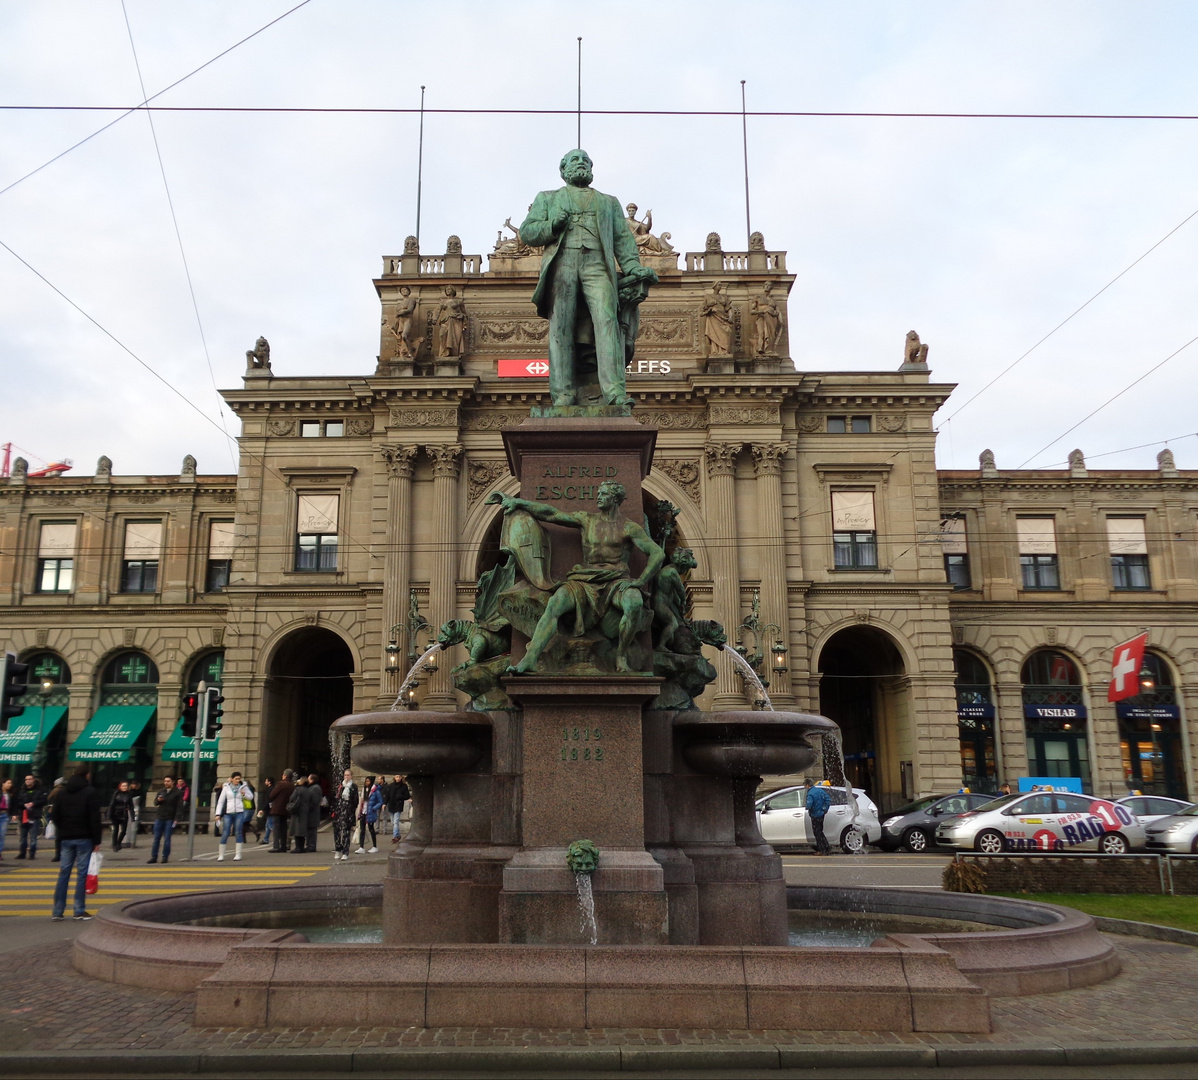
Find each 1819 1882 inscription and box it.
[561,726,604,762]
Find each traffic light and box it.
[180,692,200,739]
[1,651,30,732]
[205,686,225,740]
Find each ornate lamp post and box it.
[385,589,437,708]
[734,589,788,706]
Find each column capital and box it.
[425,443,463,479]
[380,444,419,479]
[750,442,789,476]
[704,442,743,477]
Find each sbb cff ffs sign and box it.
[496,359,672,377]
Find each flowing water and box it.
[575,872,598,945]
[389,643,443,711]
[721,644,774,710]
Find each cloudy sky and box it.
[1,1,1196,477]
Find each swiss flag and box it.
[498,359,549,378]
[1108,632,1148,703]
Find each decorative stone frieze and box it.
[878,414,906,432]
[388,405,460,428]
[267,419,296,437]
[462,411,529,431]
[709,402,780,426]
[467,460,508,506]
[652,458,702,506]
[635,410,706,430]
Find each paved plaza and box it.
[1,849,1197,1074]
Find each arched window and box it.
[953,650,996,791]
[2,652,70,787]
[1021,649,1089,791]
[101,651,159,707]
[185,651,224,692]
[19,651,71,705]
[1117,652,1187,799]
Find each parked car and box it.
[1144,804,1198,854]
[755,785,882,853]
[1115,795,1193,827]
[935,790,1145,855]
[877,792,996,852]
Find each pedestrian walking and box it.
[127,782,142,848]
[356,776,381,853]
[332,769,358,861]
[258,777,274,846]
[108,781,134,852]
[213,771,252,862]
[49,764,101,921]
[15,773,47,860]
[0,778,14,861]
[304,774,323,853]
[268,770,295,853]
[46,776,66,862]
[382,774,409,844]
[147,776,182,863]
[242,779,261,842]
[287,776,311,853]
[804,778,832,856]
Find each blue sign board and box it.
[1115,703,1180,722]
[957,704,995,719]
[1023,704,1086,720]
[1018,776,1084,794]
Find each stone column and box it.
[379,445,418,707]
[423,444,463,708]
[751,443,793,705]
[705,442,744,709]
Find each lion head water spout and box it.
[566,840,600,945]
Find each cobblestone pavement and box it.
[0,933,1193,1052]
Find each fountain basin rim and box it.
[671,709,840,731]
[331,709,489,734]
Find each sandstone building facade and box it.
[1,232,1193,813]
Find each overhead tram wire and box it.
[937,203,1198,430]
[0,0,314,200]
[120,0,235,471]
[1017,331,1198,468]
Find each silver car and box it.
[1144,803,1198,854]
[755,785,882,854]
[1115,795,1193,827]
[935,790,1145,855]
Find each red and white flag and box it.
[497,359,549,378]
[1108,632,1148,703]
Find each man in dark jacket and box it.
[304,774,323,853]
[268,770,295,853]
[108,781,134,852]
[287,776,310,853]
[382,774,409,844]
[147,777,183,864]
[16,774,47,860]
[50,765,101,920]
[805,778,832,857]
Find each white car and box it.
[755,785,882,854]
[1144,804,1198,854]
[935,790,1146,855]
[1115,794,1193,827]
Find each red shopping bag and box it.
[86,850,103,895]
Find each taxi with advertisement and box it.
[934,788,1146,855]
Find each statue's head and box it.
[399,285,410,296]
[625,202,637,215]
[672,547,697,572]
[560,149,593,187]
[443,285,457,297]
[595,480,626,510]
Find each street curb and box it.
[1093,915,1198,948]
[5,1041,1198,1073]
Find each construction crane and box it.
[1,443,72,478]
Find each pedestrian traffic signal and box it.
[1,650,30,732]
[180,692,200,739]
[205,686,225,740]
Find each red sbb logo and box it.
[498,359,549,377]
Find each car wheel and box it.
[1192,836,1198,855]
[974,829,1006,854]
[902,827,930,853]
[840,826,865,854]
[1099,832,1128,856]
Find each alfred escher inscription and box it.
[536,463,620,502]
[562,725,604,763]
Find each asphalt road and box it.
[780,852,952,889]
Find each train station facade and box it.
[1,229,1195,812]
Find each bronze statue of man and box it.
[494,480,665,673]
[520,150,657,408]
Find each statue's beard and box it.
[565,165,593,186]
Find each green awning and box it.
[69,706,156,762]
[0,706,67,764]
[162,718,219,762]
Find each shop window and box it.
[121,521,162,593]
[941,516,970,589]
[1021,649,1090,791]
[831,491,877,569]
[1017,517,1059,590]
[1117,652,1187,799]
[1107,517,1150,590]
[36,521,76,594]
[954,649,996,791]
[101,651,160,707]
[206,520,235,592]
[295,494,339,572]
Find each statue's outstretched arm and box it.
[519,192,558,248]
[488,492,579,528]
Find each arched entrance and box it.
[817,626,907,809]
[262,628,354,790]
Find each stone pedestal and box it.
[499,676,668,945]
